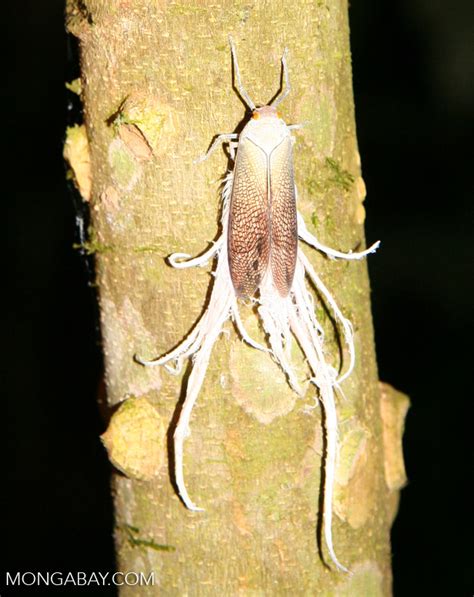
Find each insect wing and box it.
[228,137,270,297]
[269,136,297,296]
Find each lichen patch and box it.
[112,92,178,159]
[379,382,410,490]
[354,176,367,224]
[101,297,162,401]
[355,176,367,202]
[334,426,377,529]
[229,343,298,425]
[108,138,142,191]
[63,124,92,201]
[101,396,166,480]
[336,427,368,487]
[65,78,82,96]
[227,308,310,424]
[355,204,366,225]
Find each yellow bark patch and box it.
[387,489,401,527]
[115,92,178,158]
[101,396,165,480]
[65,78,82,95]
[334,426,377,528]
[355,204,366,225]
[63,124,92,201]
[354,176,367,224]
[355,176,367,201]
[379,382,410,490]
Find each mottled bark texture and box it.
[65,1,408,594]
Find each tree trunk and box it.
[65,1,406,594]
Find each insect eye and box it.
[252,111,260,120]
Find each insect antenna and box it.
[271,47,291,107]
[228,35,256,111]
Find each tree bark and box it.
[65,0,406,594]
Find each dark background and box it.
[4,1,471,594]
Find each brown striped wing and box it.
[228,137,270,298]
[269,136,298,296]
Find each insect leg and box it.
[168,236,224,269]
[288,123,306,131]
[272,48,291,108]
[231,300,269,352]
[288,291,349,573]
[298,250,355,383]
[228,35,256,111]
[135,322,202,370]
[228,140,239,161]
[173,283,233,511]
[297,212,380,260]
[194,133,238,164]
